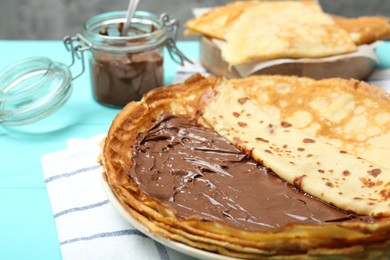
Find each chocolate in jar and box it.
[80,11,187,107]
[91,49,163,107]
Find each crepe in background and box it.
[185,1,390,67]
[221,1,356,65]
[333,15,390,45]
[184,1,259,40]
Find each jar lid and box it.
[0,57,72,126]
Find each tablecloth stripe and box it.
[155,241,171,260]
[59,229,147,245]
[59,229,171,260]
[45,165,100,183]
[54,200,110,218]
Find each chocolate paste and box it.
[91,50,163,107]
[130,115,373,231]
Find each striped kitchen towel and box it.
[41,134,196,260]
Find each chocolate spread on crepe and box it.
[129,114,374,231]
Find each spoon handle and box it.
[122,0,140,36]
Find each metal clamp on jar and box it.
[65,11,191,107]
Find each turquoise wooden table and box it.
[0,40,389,260]
[0,40,198,260]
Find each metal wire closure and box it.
[63,35,91,80]
[160,13,193,66]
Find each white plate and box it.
[102,178,238,260]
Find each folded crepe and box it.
[185,1,259,40]
[203,78,389,217]
[221,1,356,65]
[100,74,390,259]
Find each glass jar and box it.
[0,11,189,125]
[74,11,189,107]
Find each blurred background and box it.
[0,0,389,41]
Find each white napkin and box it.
[41,134,196,260]
[368,68,390,92]
[172,60,209,84]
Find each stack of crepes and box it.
[185,0,390,70]
[100,73,390,259]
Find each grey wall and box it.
[0,0,389,41]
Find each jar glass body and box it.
[83,11,166,107]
